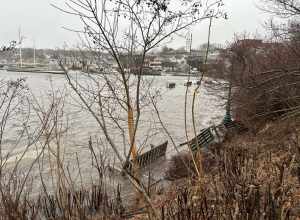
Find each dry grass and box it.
[225,40,300,130]
[0,183,125,220]
[159,119,300,219]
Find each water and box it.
[0,70,226,195]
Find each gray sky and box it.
[0,0,270,49]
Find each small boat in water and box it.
[131,67,161,76]
[166,82,176,89]
[184,81,192,87]
[36,70,65,74]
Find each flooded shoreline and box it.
[0,69,226,197]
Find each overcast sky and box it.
[0,0,271,49]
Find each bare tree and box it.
[53,0,224,215]
[0,77,69,218]
[260,0,300,18]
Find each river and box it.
[0,69,226,195]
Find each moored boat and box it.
[6,66,64,74]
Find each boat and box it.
[166,82,176,89]
[35,70,65,74]
[132,67,161,76]
[6,66,65,74]
[5,29,65,75]
[184,81,192,87]
[171,72,190,77]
